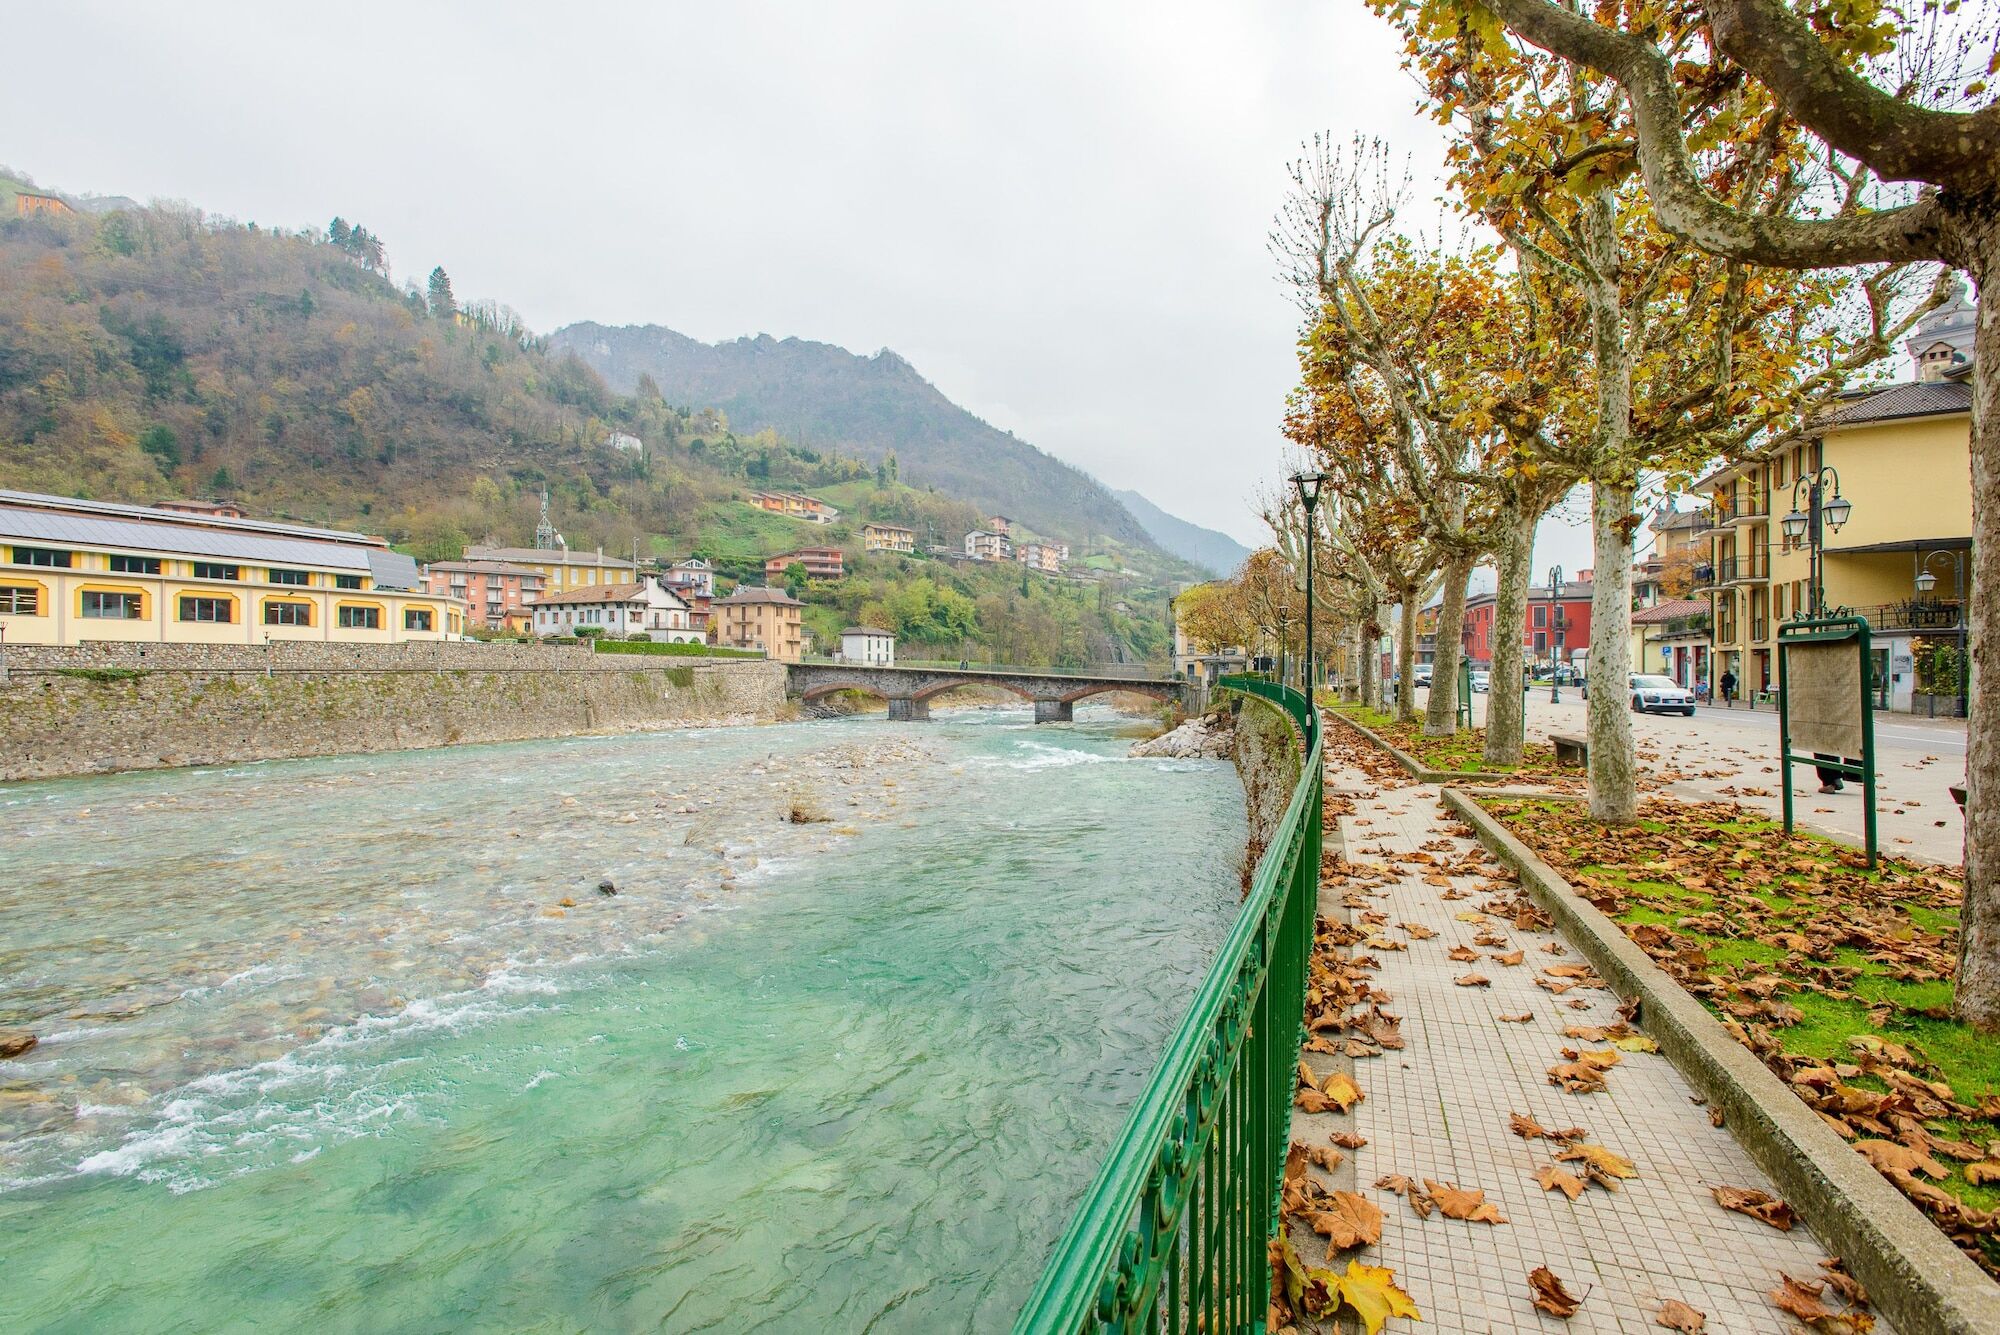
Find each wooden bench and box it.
[1550,733,1588,768]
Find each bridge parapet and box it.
[786,663,1180,722]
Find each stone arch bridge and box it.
[787,663,1184,722]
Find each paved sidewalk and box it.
[1287,727,1892,1333]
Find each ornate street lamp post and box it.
[1291,471,1329,696]
[1915,548,1969,713]
[1780,466,1852,617]
[1547,564,1563,704]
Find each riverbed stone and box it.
[0,1030,37,1060]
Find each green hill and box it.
[0,193,1188,667]
[549,322,1157,550]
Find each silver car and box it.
[1629,673,1696,717]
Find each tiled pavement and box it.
[1291,738,1893,1333]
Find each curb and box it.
[1324,710,1520,786]
[1442,787,2000,1335]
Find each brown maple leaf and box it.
[1510,1112,1549,1139]
[1306,1190,1383,1256]
[1331,1130,1368,1149]
[1497,1011,1533,1023]
[1423,1179,1506,1223]
[1529,1265,1583,1318]
[1655,1298,1706,1330]
[1854,1139,1946,1180]
[1455,972,1492,987]
[1712,1185,1794,1230]
[1535,1164,1585,1200]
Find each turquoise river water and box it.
[0,707,1245,1331]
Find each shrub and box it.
[592,639,760,659]
[573,626,607,640]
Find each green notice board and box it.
[1777,614,1878,866]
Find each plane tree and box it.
[1365,1,1944,818]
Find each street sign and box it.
[1777,613,1878,866]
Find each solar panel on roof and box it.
[0,506,373,570]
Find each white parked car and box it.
[1629,673,1697,717]
[1470,670,1491,693]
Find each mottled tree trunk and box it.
[1483,505,1537,768]
[1958,239,2000,1029]
[1358,600,1379,713]
[1423,554,1475,736]
[1395,587,1419,722]
[1581,189,1638,823]
[1342,625,1362,702]
[1586,480,1639,822]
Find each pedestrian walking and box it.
[1719,669,1737,708]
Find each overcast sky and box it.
[3,0,1602,570]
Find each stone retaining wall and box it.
[1230,694,1305,890]
[0,655,787,782]
[0,640,708,675]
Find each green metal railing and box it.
[1015,675,1323,1333]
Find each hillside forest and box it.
[0,189,1189,666]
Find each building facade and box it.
[839,626,896,665]
[1698,293,1975,712]
[861,523,915,554]
[1460,579,1594,670]
[0,490,465,645]
[530,580,700,642]
[964,529,1012,562]
[464,545,637,593]
[748,491,838,524]
[764,547,844,581]
[1015,542,1063,574]
[712,586,805,662]
[662,558,715,599]
[423,561,548,631]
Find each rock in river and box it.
[0,1029,38,1060]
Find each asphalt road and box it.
[1407,685,1967,866]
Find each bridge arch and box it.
[910,677,1039,705]
[1057,681,1177,706]
[799,679,894,704]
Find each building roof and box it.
[861,522,914,532]
[1464,581,1593,609]
[670,557,713,570]
[842,625,894,637]
[530,582,650,607]
[464,545,637,569]
[1632,598,1708,625]
[714,585,804,607]
[1819,379,1972,427]
[426,560,546,578]
[0,490,426,590]
[767,547,841,559]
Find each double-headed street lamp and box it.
[1781,466,1852,617]
[1291,471,1329,694]
[1547,564,1563,704]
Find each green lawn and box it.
[1488,796,1998,1266]
[1324,700,1561,775]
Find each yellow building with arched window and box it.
[0,490,465,647]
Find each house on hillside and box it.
[861,523,915,554]
[1015,542,1062,574]
[748,491,838,524]
[15,191,73,218]
[764,547,844,581]
[964,529,1011,562]
[529,578,699,642]
[662,558,715,599]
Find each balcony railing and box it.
[1713,549,1770,584]
[1697,496,1770,532]
[1855,600,1966,632]
[1015,676,1321,1332]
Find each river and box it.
[0,707,1245,1331]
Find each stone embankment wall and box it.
[1229,695,1306,889]
[0,643,787,782]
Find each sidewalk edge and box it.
[1442,786,2000,1335]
